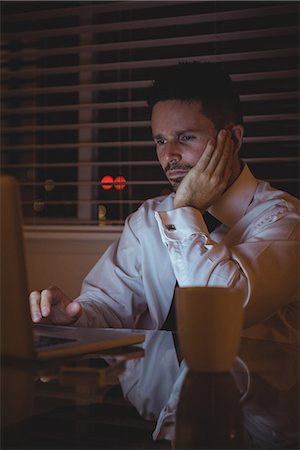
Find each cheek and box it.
[186,142,207,165]
[156,148,164,166]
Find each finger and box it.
[40,288,55,318]
[29,290,42,323]
[213,130,234,176]
[205,129,229,173]
[40,286,71,317]
[195,138,216,171]
[40,286,80,325]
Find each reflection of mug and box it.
[175,371,243,449]
[175,287,244,372]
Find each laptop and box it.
[0,175,145,361]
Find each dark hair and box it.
[147,62,243,129]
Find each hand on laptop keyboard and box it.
[29,286,82,325]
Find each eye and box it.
[154,137,167,146]
[178,134,195,142]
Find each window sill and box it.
[24,224,123,241]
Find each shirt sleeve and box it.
[155,206,300,329]
[74,213,147,328]
[155,206,242,289]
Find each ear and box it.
[230,125,244,154]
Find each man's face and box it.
[151,100,218,191]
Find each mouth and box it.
[164,164,192,190]
[166,170,188,181]
[166,172,187,191]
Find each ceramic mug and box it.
[176,286,244,372]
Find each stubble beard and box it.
[168,177,183,192]
[165,162,192,193]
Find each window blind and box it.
[1,1,299,225]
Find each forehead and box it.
[151,99,216,134]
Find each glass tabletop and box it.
[1,330,299,449]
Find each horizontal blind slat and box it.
[4,156,299,171]
[2,48,298,77]
[3,4,295,39]
[2,91,299,116]
[3,25,297,58]
[3,113,299,133]
[2,136,300,152]
[3,1,193,23]
[3,70,298,97]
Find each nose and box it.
[161,141,182,165]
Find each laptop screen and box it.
[1,175,35,359]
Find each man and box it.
[30,62,299,342]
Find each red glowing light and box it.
[101,175,113,190]
[114,176,126,190]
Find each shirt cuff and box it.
[155,206,209,241]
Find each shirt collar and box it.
[208,164,258,227]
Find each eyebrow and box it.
[152,129,200,139]
[176,129,200,135]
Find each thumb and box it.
[65,300,82,321]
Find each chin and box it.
[169,178,182,192]
[169,181,179,192]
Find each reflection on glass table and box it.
[1,330,299,449]
[120,331,299,449]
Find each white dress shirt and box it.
[75,164,299,343]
